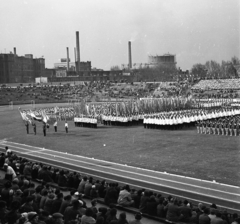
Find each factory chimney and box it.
[76,31,80,74]
[66,47,70,71]
[128,41,132,69]
[14,47,16,56]
[74,48,76,72]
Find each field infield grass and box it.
[0,104,239,186]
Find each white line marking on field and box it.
[1,142,240,200]
[20,149,47,155]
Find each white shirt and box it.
[7,166,17,179]
[65,123,68,127]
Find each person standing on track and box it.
[25,122,29,134]
[54,120,58,132]
[33,123,36,135]
[43,123,47,137]
[65,121,68,133]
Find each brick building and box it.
[0,49,45,83]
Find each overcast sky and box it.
[0,0,239,70]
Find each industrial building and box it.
[0,48,45,83]
[148,54,176,68]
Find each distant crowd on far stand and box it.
[0,147,240,224]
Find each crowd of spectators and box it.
[0,147,239,224]
[191,79,240,99]
[192,79,240,91]
[0,80,191,105]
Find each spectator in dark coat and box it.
[51,193,63,214]
[5,201,21,224]
[84,177,93,197]
[0,200,8,224]
[64,199,82,224]
[0,153,5,168]
[57,170,68,187]
[38,166,53,183]
[19,196,35,213]
[199,208,211,224]
[98,180,106,198]
[43,193,55,214]
[104,183,118,205]
[78,176,88,193]
[146,195,158,216]
[90,185,99,199]
[39,190,48,209]
[59,195,72,214]
[106,208,118,224]
[139,191,150,213]
[132,190,142,209]
[179,200,192,222]
[166,198,180,222]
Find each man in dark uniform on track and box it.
[33,123,36,135]
[25,122,29,134]
[43,123,47,137]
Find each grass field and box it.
[0,104,239,186]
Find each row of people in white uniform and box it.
[101,114,144,126]
[74,117,98,128]
[143,108,240,130]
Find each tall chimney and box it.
[74,47,76,72]
[128,41,132,69]
[76,31,80,73]
[14,47,16,56]
[66,47,70,71]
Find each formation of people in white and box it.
[143,107,240,128]
[101,114,144,126]
[74,117,98,128]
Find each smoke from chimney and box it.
[76,31,80,73]
[66,47,70,71]
[128,41,132,69]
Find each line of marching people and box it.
[101,114,144,126]
[196,116,240,136]
[74,116,98,128]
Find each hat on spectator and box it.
[26,196,34,203]
[21,213,28,219]
[135,212,142,220]
[16,189,23,195]
[92,185,96,188]
[23,180,29,185]
[28,212,38,221]
[52,213,64,219]
[12,178,19,184]
[78,200,84,206]
[48,193,55,199]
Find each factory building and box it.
[0,48,45,83]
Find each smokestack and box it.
[14,47,16,56]
[128,41,132,69]
[76,31,80,73]
[74,48,76,72]
[66,47,70,71]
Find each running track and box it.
[0,140,239,213]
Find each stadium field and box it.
[0,103,239,187]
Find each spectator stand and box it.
[0,149,238,224]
